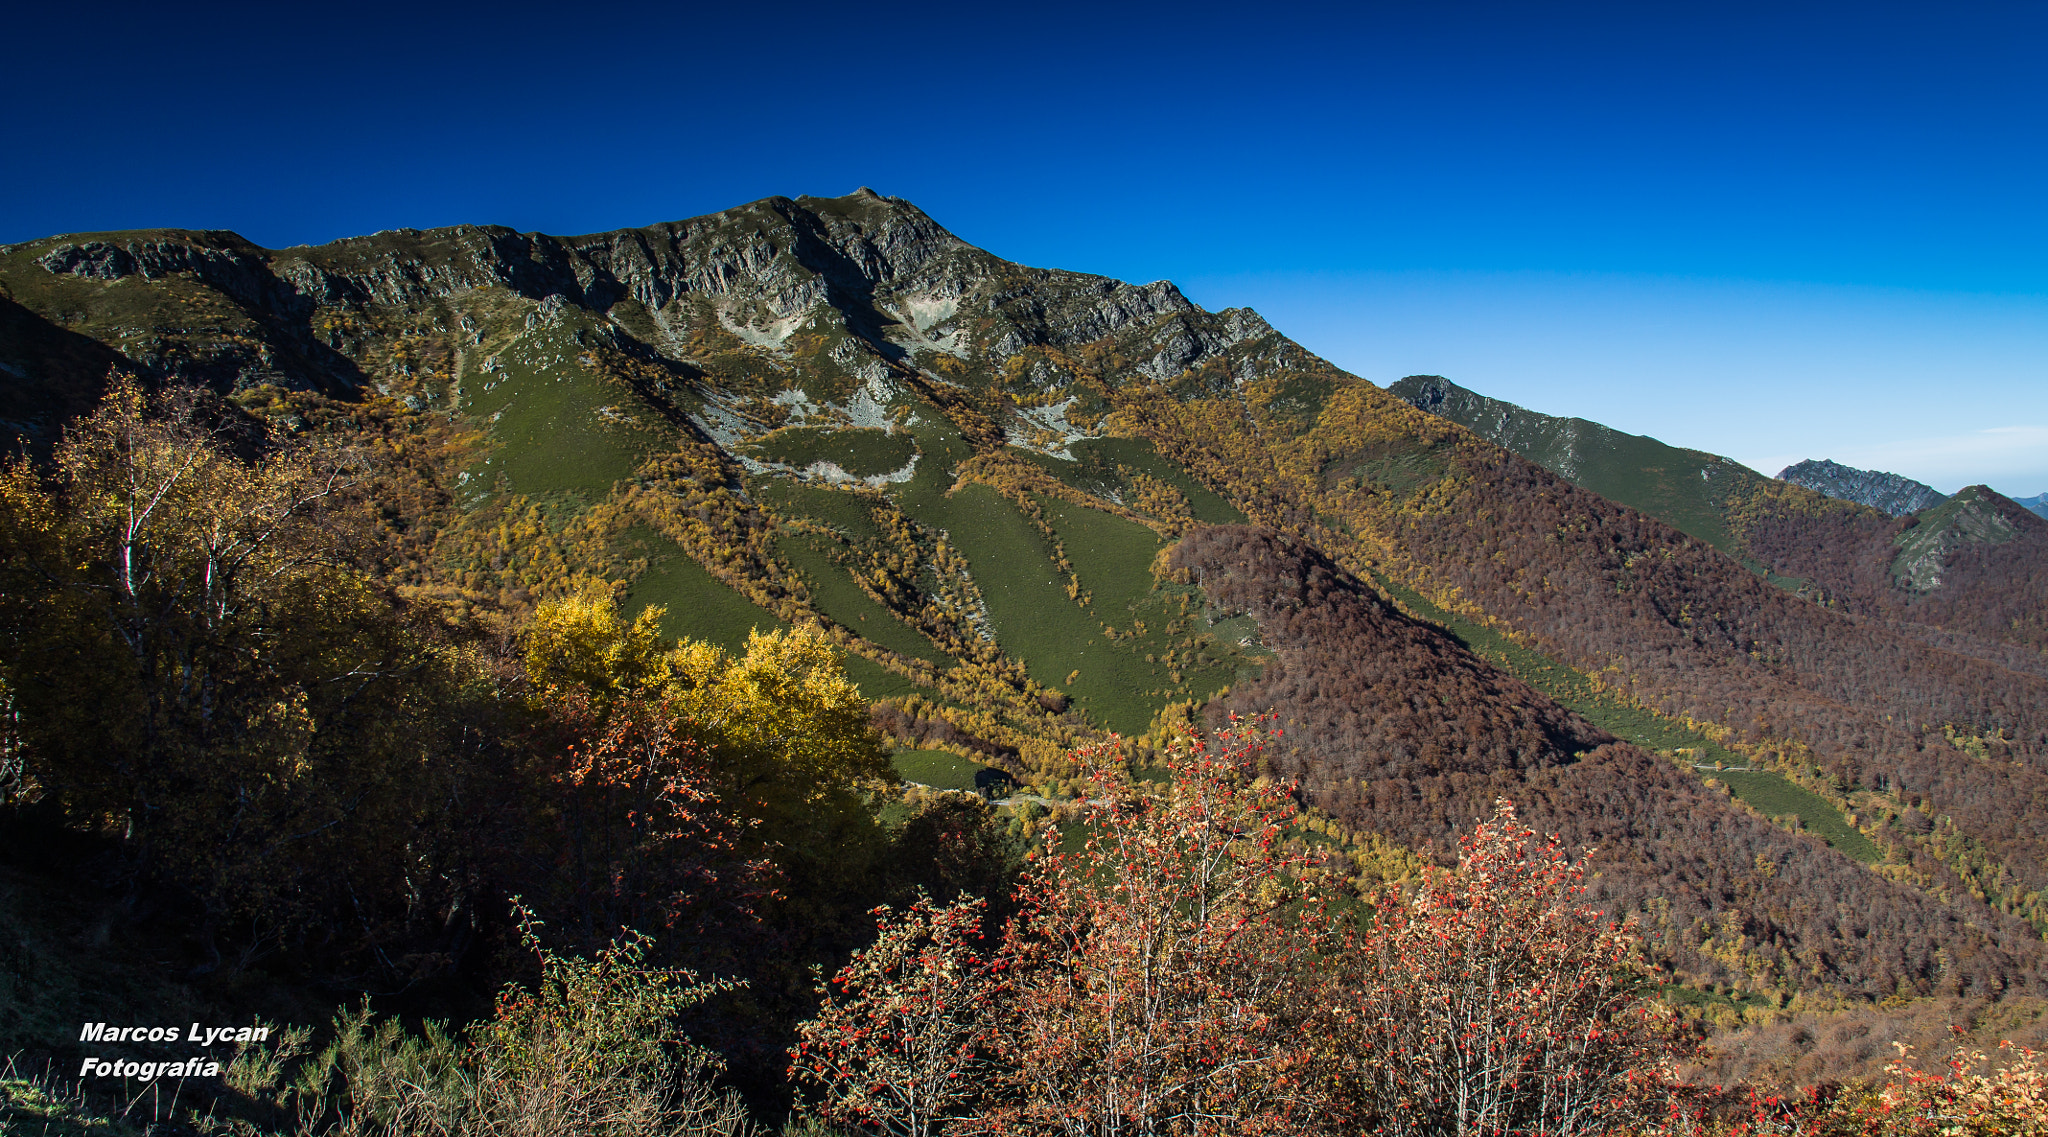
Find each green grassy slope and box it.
[774,531,956,668]
[908,482,1115,703]
[459,314,674,497]
[9,199,2039,1016]
[719,406,1263,735]
[0,214,1307,756]
[1048,438,1249,525]
[1039,495,1164,615]
[855,405,1255,734]
[890,748,1016,794]
[756,480,894,543]
[625,527,922,697]
[1389,374,1765,562]
[1033,494,1246,731]
[753,426,915,476]
[621,528,789,652]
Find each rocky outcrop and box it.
[39,234,312,319]
[1890,486,2031,591]
[1778,459,1946,516]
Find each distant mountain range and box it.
[1777,458,1946,516]
[1770,461,2046,527]
[1388,374,1776,561]
[6,192,2048,1011]
[1777,460,2048,526]
[1391,375,2044,640]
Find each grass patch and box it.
[891,417,977,508]
[1036,494,1166,617]
[754,426,915,477]
[1035,493,1250,725]
[882,415,1248,734]
[897,481,1136,732]
[1051,438,1248,525]
[895,479,1243,735]
[1766,571,1814,593]
[623,529,916,698]
[619,528,788,653]
[755,481,889,543]
[774,532,956,668]
[1714,770,1882,862]
[1388,378,1751,558]
[1,1066,149,1137]
[461,319,670,496]
[1370,574,1724,752]
[839,653,922,700]
[912,484,1074,654]
[1334,444,1456,501]
[887,414,1256,735]
[891,749,1015,795]
[1555,439,1746,556]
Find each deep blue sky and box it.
[6,1,2043,493]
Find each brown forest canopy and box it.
[1172,525,2048,1000]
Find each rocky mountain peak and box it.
[1777,459,1946,517]
[0,192,1296,448]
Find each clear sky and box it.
[5,0,2042,495]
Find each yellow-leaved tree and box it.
[522,582,673,708]
[521,588,891,885]
[663,626,891,808]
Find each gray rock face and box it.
[1777,459,1946,517]
[19,192,1278,401]
[39,234,305,318]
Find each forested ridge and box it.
[1174,526,2047,999]
[1116,372,2048,936]
[1391,373,2048,667]
[1740,482,2048,661]
[4,191,2048,1133]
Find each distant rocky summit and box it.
[1777,459,1946,516]
[2015,493,2048,521]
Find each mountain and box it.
[6,191,2048,1004]
[1892,485,2033,588]
[2015,492,2048,520]
[1388,373,1787,564]
[1393,374,2048,667]
[1778,458,1947,516]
